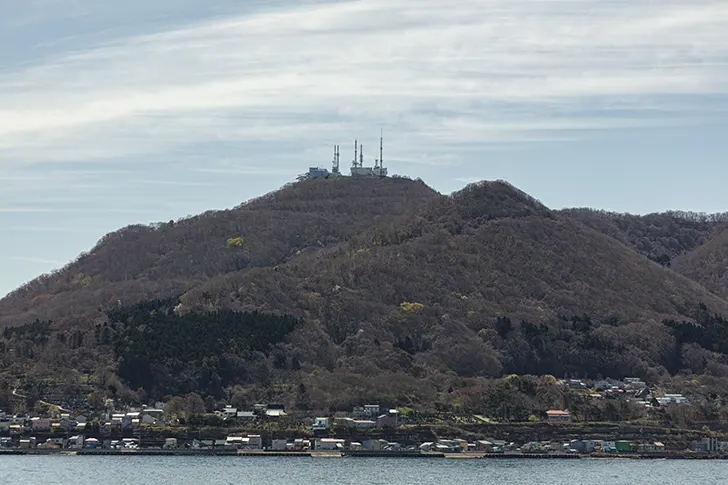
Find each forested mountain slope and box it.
[174,182,728,395]
[3,178,728,410]
[0,177,437,330]
[673,224,728,299]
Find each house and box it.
[271,439,289,451]
[247,435,263,450]
[623,378,647,389]
[521,441,543,453]
[600,440,617,452]
[353,420,376,430]
[376,409,399,428]
[316,438,345,451]
[353,404,381,418]
[141,414,156,425]
[545,410,571,422]
[84,438,100,449]
[639,442,666,452]
[226,436,244,449]
[473,440,495,452]
[594,380,612,391]
[569,440,595,453]
[656,394,688,406]
[312,417,329,431]
[220,407,238,419]
[334,417,355,429]
[19,438,36,449]
[265,404,287,418]
[142,408,164,421]
[31,418,51,431]
[191,439,214,449]
[68,435,84,449]
[567,379,586,389]
[236,411,256,421]
[691,437,728,452]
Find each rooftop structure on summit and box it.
[298,131,388,182]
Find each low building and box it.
[545,410,571,422]
[376,409,399,428]
[164,438,178,449]
[68,435,84,450]
[316,438,345,451]
[615,441,633,452]
[31,418,51,431]
[236,411,256,421]
[473,440,495,452]
[656,394,688,406]
[247,435,263,450]
[569,440,596,453]
[19,439,35,449]
[312,417,329,431]
[84,438,100,449]
[600,440,617,452]
[271,439,289,451]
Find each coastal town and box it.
[2,377,727,458]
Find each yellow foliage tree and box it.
[400,301,425,313]
[226,237,247,249]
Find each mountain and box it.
[0,177,438,330]
[3,178,728,412]
[673,224,728,299]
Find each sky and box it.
[1,0,727,297]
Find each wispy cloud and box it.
[10,256,66,266]
[0,0,725,166]
[0,207,59,213]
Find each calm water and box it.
[0,456,723,484]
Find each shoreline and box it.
[2,449,728,460]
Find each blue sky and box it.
[1,0,727,297]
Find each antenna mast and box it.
[354,139,358,168]
[379,129,384,177]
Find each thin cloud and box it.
[0,207,59,213]
[0,0,725,165]
[10,256,67,266]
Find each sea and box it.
[0,456,723,484]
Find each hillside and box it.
[673,224,728,299]
[3,178,728,412]
[0,177,438,330]
[559,208,724,263]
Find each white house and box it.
[68,435,85,449]
[316,438,345,451]
[312,417,329,431]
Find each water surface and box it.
[0,455,720,484]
